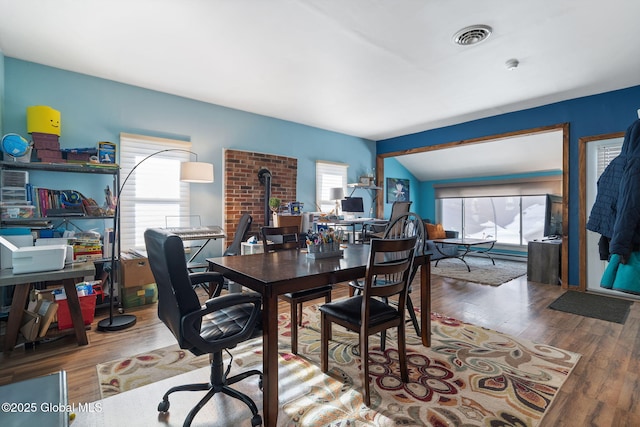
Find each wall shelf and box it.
[347,183,382,190]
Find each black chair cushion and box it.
[319,296,399,327]
[200,303,261,342]
[283,285,332,300]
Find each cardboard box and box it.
[120,257,155,288]
[122,283,158,308]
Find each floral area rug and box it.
[97,305,579,426]
[96,342,261,399]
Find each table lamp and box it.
[329,187,344,215]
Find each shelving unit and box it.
[0,160,120,308]
[0,160,119,229]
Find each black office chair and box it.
[261,225,332,355]
[144,228,263,427]
[224,213,253,256]
[319,236,417,406]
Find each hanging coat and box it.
[609,119,640,261]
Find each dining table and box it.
[207,244,431,427]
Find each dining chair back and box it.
[260,225,332,354]
[382,212,425,341]
[319,236,417,406]
[261,225,301,252]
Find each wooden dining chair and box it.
[349,212,425,348]
[261,225,333,354]
[319,236,417,406]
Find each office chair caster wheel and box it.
[251,414,262,426]
[157,399,170,413]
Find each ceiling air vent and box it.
[453,25,492,46]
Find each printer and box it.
[0,236,67,274]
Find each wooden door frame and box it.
[578,131,625,291]
[376,123,569,288]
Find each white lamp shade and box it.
[180,161,214,183]
[329,187,344,200]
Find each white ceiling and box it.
[1,0,639,143]
[0,1,637,180]
[395,129,564,181]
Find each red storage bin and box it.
[57,294,97,330]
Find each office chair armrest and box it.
[189,271,225,297]
[182,292,262,350]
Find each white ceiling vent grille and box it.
[453,25,492,46]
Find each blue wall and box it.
[0,50,4,134]
[381,157,421,218]
[378,84,640,286]
[2,58,376,256]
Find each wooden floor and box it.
[2,272,640,426]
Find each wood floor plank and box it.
[1,270,639,425]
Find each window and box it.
[316,161,348,213]
[597,142,622,177]
[119,133,192,250]
[440,195,545,245]
[436,177,561,247]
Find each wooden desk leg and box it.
[3,283,31,352]
[420,257,431,347]
[262,290,279,426]
[62,279,88,346]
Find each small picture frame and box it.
[386,178,410,203]
[359,176,371,186]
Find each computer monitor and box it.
[341,197,364,214]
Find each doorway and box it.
[578,131,640,298]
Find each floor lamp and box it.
[97,149,214,331]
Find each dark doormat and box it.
[548,291,633,324]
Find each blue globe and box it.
[1,133,31,158]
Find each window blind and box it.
[596,142,623,177]
[119,133,192,250]
[434,176,562,199]
[315,160,348,212]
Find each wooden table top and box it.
[207,245,371,291]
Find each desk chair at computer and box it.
[364,201,412,240]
